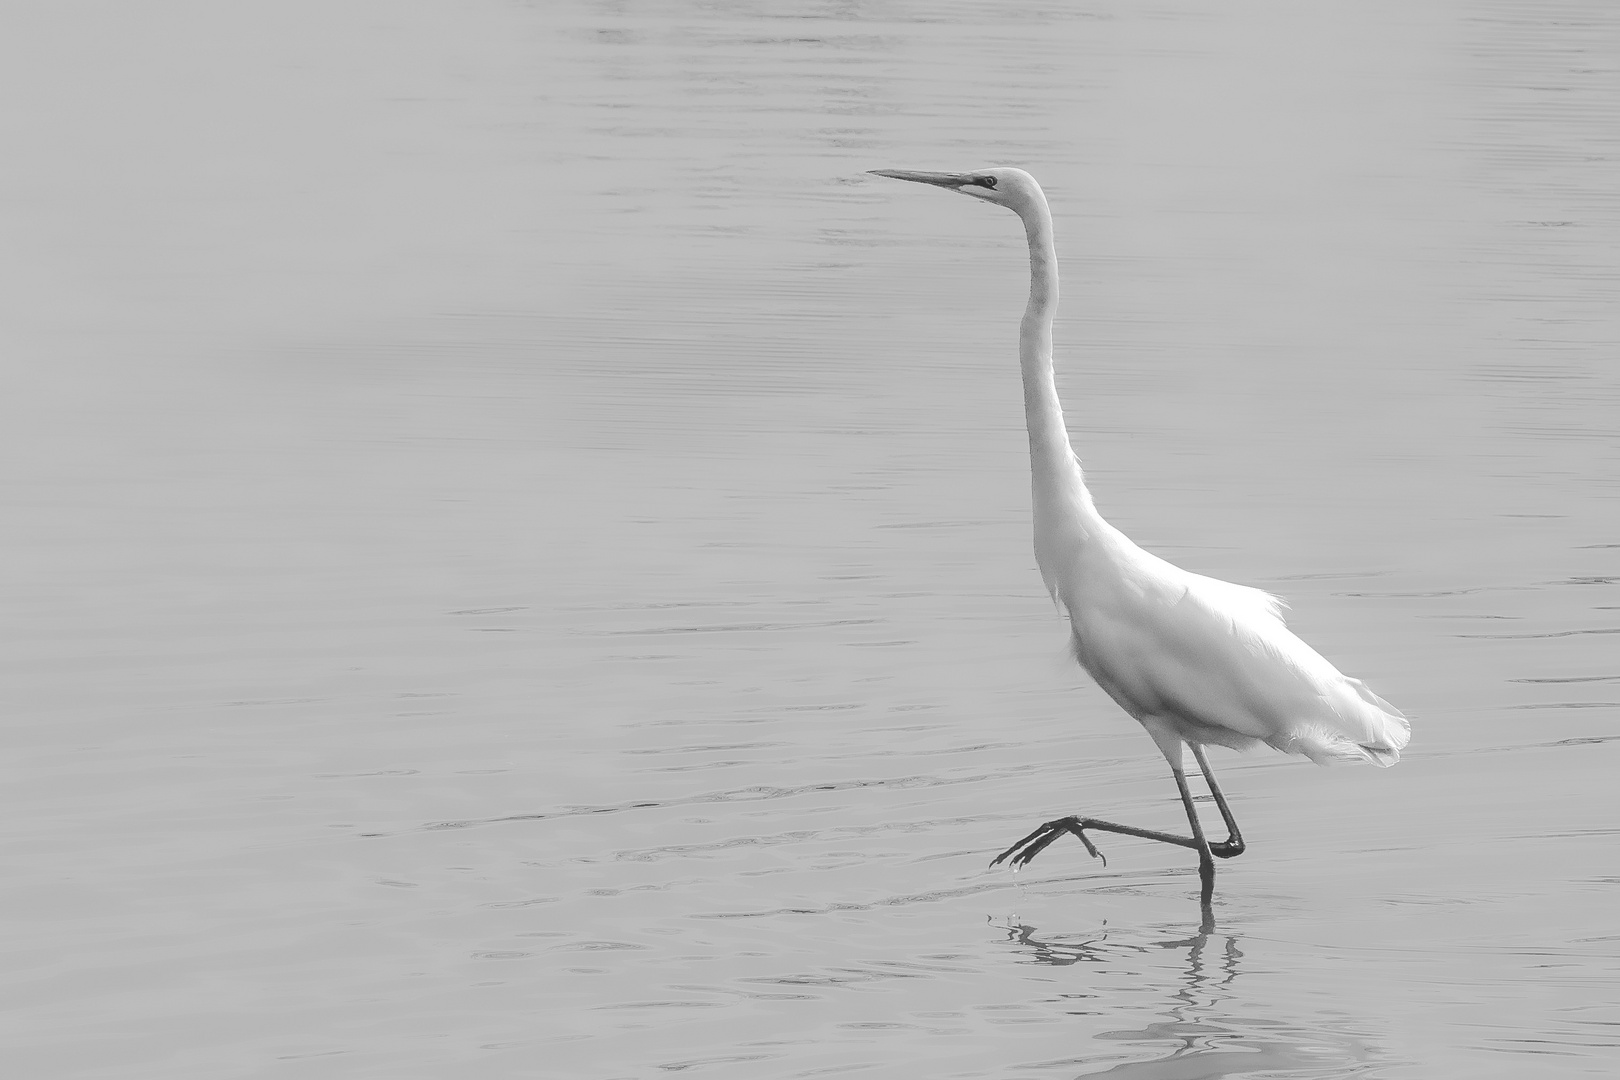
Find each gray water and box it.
[3,1,1617,1077]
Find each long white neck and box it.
[1016,191,1098,541]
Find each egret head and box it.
[868,167,1043,215]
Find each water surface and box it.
[2,1,1617,1077]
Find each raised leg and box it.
[991,743,1248,925]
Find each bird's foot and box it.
[990,816,1107,870]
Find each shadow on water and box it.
[1001,924,1382,1078]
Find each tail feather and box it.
[1282,727,1403,767]
[1346,677,1411,760]
[1279,678,1410,767]
[1362,743,1401,767]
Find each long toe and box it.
[1009,825,1068,868]
[990,821,1060,868]
[1070,825,1106,865]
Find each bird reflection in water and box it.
[998,923,1378,1077]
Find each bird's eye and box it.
[980,176,998,189]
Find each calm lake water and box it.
[3,1,1617,1077]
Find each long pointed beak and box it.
[868,169,973,189]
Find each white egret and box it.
[869,167,1410,921]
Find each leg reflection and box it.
[997,922,1379,1076]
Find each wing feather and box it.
[1063,547,1406,766]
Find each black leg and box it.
[991,744,1249,926]
[1170,766,1217,924]
[990,810,1214,870]
[1191,744,1245,859]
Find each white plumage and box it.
[1057,518,1408,768]
[870,165,1409,921]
